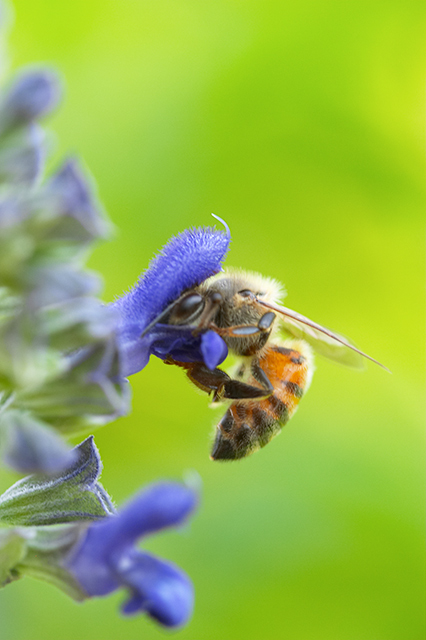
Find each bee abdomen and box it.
[211,341,313,461]
[282,380,304,398]
[211,397,287,461]
[266,394,289,421]
[211,406,258,460]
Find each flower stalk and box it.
[0,43,199,629]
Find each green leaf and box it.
[0,436,115,526]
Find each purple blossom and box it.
[112,219,230,376]
[66,482,198,627]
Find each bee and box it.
[142,268,387,461]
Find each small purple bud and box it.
[1,411,76,475]
[1,70,61,129]
[45,159,110,239]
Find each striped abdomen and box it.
[211,340,313,460]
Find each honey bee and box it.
[142,269,387,461]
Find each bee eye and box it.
[169,293,205,324]
[238,289,255,299]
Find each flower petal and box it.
[201,330,228,370]
[115,330,152,377]
[66,522,120,596]
[149,325,202,362]
[112,222,231,377]
[106,482,198,548]
[120,551,194,627]
[113,223,230,338]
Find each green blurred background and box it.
[0,0,425,638]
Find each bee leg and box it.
[164,357,273,402]
[220,360,274,401]
[250,361,274,394]
[186,363,231,398]
[188,363,272,402]
[212,311,276,338]
[164,357,231,397]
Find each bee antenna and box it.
[211,214,230,239]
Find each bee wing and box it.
[278,314,367,369]
[257,300,389,371]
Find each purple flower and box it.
[112,218,230,376]
[66,482,198,627]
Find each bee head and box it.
[203,275,267,328]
